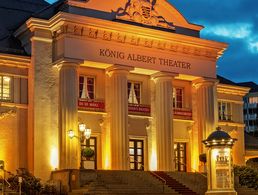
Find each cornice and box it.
[14,11,228,61]
[50,12,227,61]
[218,121,245,128]
[217,84,250,96]
[0,53,30,68]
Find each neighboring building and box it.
[244,132,258,161]
[0,0,249,181]
[238,82,258,135]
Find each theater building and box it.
[0,0,249,181]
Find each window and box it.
[128,81,141,104]
[249,97,258,104]
[218,101,232,121]
[79,76,95,99]
[173,87,183,108]
[174,143,186,172]
[0,76,11,101]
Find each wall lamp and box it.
[68,123,92,142]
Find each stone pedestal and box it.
[106,65,133,170]
[205,191,237,195]
[59,60,80,169]
[151,72,177,171]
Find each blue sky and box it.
[171,0,258,84]
[46,0,258,83]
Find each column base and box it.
[205,190,237,195]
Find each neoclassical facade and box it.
[0,0,249,181]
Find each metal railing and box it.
[176,161,207,178]
[1,170,12,194]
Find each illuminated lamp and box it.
[67,129,75,139]
[79,123,86,132]
[203,127,237,195]
[68,123,91,141]
[84,128,91,140]
[0,160,4,170]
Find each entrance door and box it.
[81,137,97,169]
[129,139,144,170]
[174,143,186,172]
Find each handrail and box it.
[128,157,166,192]
[4,170,12,188]
[176,161,207,178]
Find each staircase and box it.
[66,170,258,195]
[151,171,198,195]
[69,170,179,194]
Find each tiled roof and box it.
[238,82,258,93]
[217,75,238,86]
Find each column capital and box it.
[151,71,178,82]
[106,64,134,77]
[192,77,219,89]
[54,58,83,70]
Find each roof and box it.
[33,0,202,37]
[217,75,238,86]
[238,82,258,93]
[206,130,232,141]
[203,128,236,147]
[0,0,49,55]
[245,133,258,150]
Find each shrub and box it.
[234,166,258,189]
[81,147,95,158]
[199,153,207,164]
[7,168,57,194]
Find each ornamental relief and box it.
[0,108,16,120]
[54,23,219,60]
[113,0,175,30]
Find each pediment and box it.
[67,0,203,31]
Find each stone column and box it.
[106,65,133,170]
[29,29,59,180]
[59,60,80,169]
[193,78,218,154]
[151,72,177,171]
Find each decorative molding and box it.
[218,122,245,128]
[0,53,30,69]
[113,0,175,30]
[0,108,17,120]
[217,84,249,96]
[54,23,221,61]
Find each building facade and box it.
[0,0,249,181]
[239,82,258,135]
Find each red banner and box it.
[78,99,105,111]
[128,104,151,115]
[173,108,192,118]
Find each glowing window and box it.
[173,87,184,108]
[128,81,141,104]
[218,101,232,121]
[79,76,95,99]
[0,76,11,101]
